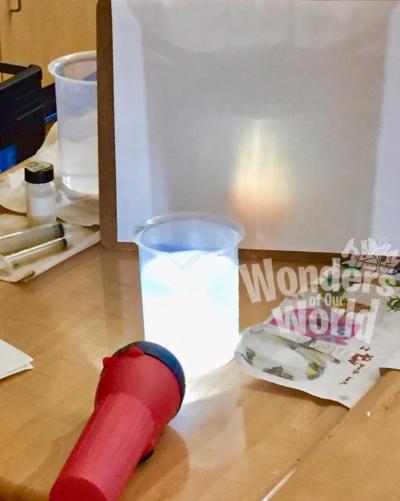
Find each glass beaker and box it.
[133,213,245,378]
[48,51,98,197]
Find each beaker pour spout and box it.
[169,250,204,270]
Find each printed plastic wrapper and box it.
[236,275,400,407]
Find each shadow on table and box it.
[0,478,47,501]
[121,427,189,501]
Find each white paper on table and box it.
[111,0,400,252]
[0,339,33,380]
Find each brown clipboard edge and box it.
[96,0,340,264]
[97,0,133,251]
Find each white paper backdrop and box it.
[111,0,400,253]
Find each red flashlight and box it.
[50,341,185,501]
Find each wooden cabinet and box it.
[0,0,97,86]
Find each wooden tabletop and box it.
[0,245,397,501]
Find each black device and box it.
[0,63,47,172]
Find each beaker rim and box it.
[48,50,97,86]
[132,212,245,255]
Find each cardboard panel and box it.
[97,0,132,250]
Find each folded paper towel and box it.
[0,122,100,282]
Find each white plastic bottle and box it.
[25,161,57,226]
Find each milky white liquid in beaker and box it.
[60,135,99,196]
[140,250,239,378]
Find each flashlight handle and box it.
[50,393,155,501]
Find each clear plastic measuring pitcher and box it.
[48,51,98,197]
[133,213,245,378]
